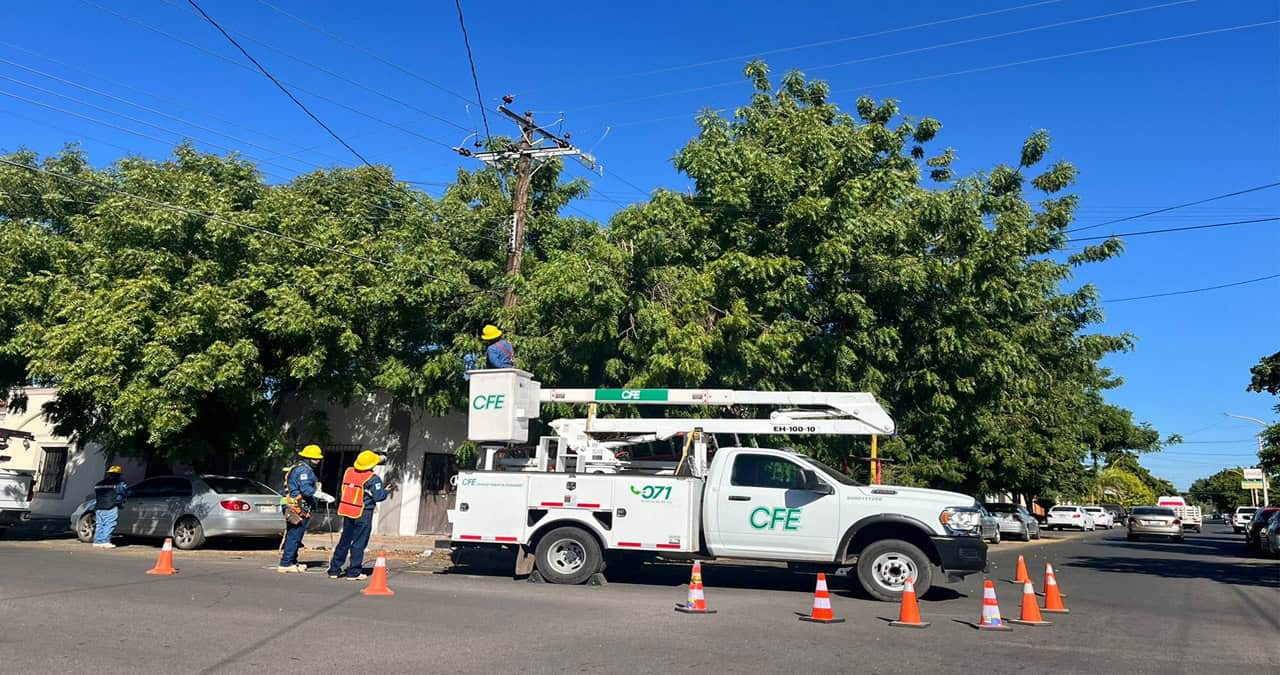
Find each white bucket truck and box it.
[448,369,988,601]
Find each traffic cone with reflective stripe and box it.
[674,561,715,614]
[1009,580,1052,626]
[799,573,844,624]
[1042,563,1068,613]
[1012,555,1031,584]
[146,538,178,575]
[976,580,1012,630]
[361,552,394,596]
[889,578,930,628]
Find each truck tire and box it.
[534,526,603,585]
[855,539,933,602]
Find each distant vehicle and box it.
[1156,497,1201,532]
[1128,506,1184,542]
[1233,506,1260,533]
[0,468,35,537]
[1047,505,1095,531]
[982,502,1041,541]
[1260,510,1280,558]
[69,474,336,550]
[1244,507,1280,551]
[1082,506,1115,529]
[978,506,1001,544]
[1102,504,1127,526]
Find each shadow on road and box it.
[1063,531,1280,590]
[448,548,966,601]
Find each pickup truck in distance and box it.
[451,445,989,601]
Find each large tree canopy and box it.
[1,63,1175,497]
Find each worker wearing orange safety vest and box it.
[326,450,390,580]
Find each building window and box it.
[36,446,69,494]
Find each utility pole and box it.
[458,100,600,307]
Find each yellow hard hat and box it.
[481,324,503,341]
[298,444,324,460]
[106,465,123,474]
[354,450,383,471]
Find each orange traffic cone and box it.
[799,573,844,624]
[1042,563,1069,613]
[889,578,930,628]
[146,538,178,575]
[1009,580,1052,626]
[976,579,1012,630]
[361,552,395,596]
[674,560,716,614]
[1012,555,1031,584]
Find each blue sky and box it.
[2,0,1277,489]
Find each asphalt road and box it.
[1,524,1275,674]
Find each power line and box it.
[159,0,469,134]
[453,0,492,141]
[183,0,372,166]
[1066,217,1280,243]
[78,0,456,152]
[577,0,1194,111]
[602,0,1069,80]
[253,0,475,106]
[1104,272,1280,303]
[1066,182,1280,233]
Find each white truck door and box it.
[713,452,839,561]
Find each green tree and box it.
[1097,467,1155,509]
[1246,351,1280,471]
[1188,468,1254,513]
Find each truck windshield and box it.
[802,458,861,486]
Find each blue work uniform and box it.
[92,479,127,544]
[486,339,515,369]
[280,462,318,568]
[326,472,388,578]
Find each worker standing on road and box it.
[279,445,335,574]
[482,324,515,369]
[327,450,390,580]
[91,465,127,549]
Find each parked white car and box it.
[1047,505,1095,531]
[1083,506,1115,529]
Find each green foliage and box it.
[1188,468,1254,512]
[1246,351,1280,470]
[1097,467,1155,509]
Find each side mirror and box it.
[804,471,834,495]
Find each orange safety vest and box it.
[337,467,375,519]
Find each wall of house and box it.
[276,392,466,536]
[1,387,145,518]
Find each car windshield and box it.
[1084,507,1103,513]
[801,457,860,486]
[202,477,277,495]
[1132,507,1176,516]
[984,503,1019,513]
[1050,507,1077,513]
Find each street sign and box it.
[1241,479,1266,489]
[1243,468,1264,480]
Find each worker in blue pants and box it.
[279,445,334,573]
[327,450,390,580]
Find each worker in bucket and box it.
[91,465,128,549]
[326,450,390,580]
[482,324,515,369]
[278,444,335,574]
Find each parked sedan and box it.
[1127,506,1183,542]
[978,506,1001,544]
[982,502,1041,541]
[1260,510,1280,557]
[1244,507,1280,551]
[69,475,334,550]
[1047,505,1095,531]
[1083,506,1115,529]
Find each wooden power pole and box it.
[460,101,599,308]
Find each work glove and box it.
[315,489,336,504]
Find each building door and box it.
[416,452,457,534]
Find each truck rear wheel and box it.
[534,527,603,585]
[855,539,933,602]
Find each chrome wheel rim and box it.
[546,538,586,575]
[870,552,917,592]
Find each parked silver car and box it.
[982,502,1041,541]
[978,505,1001,544]
[70,474,337,549]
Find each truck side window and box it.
[730,454,806,490]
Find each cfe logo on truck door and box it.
[750,507,801,530]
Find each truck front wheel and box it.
[855,539,934,602]
[534,527,603,585]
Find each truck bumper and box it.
[931,535,987,581]
[0,509,31,526]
